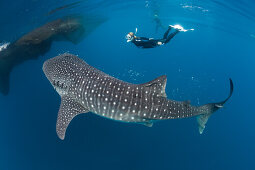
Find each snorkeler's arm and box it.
[136,37,150,40]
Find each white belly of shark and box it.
[43,53,233,140]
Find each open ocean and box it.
[0,0,254,169]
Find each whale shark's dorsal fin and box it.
[141,75,167,97]
[57,96,89,140]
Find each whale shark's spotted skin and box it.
[43,53,233,140]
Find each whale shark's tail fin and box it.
[197,79,234,134]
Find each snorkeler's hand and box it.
[157,42,163,45]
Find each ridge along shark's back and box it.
[43,53,233,140]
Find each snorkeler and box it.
[126,25,193,48]
[153,13,165,33]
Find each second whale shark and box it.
[43,53,233,140]
[0,15,106,95]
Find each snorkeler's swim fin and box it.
[197,79,233,134]
[169,25,194,32]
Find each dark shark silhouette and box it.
[0,15,106,95]
[43,53,233,140]
[46,1,82,16]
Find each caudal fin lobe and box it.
[197,78,234,134]
[0,70,10,95]
[0,56,12,95]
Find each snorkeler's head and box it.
[126,32,135,42]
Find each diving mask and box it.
[126,32,134,42]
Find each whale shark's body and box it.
[43,53,233,140]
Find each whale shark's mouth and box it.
[0,42,10,52]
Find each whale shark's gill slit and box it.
[53,79,66,89]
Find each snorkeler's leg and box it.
[165,30,179,44]
[163,26,172,39]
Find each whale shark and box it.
[43,53,233,140]
[0,15,106,95]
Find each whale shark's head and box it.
[43,53,85,96]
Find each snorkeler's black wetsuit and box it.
[131,27,179,48]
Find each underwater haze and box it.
[0,0,254,170]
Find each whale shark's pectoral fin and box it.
[56,96,89,140]
[141,75,167,97]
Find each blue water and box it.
[0,0,254,169]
